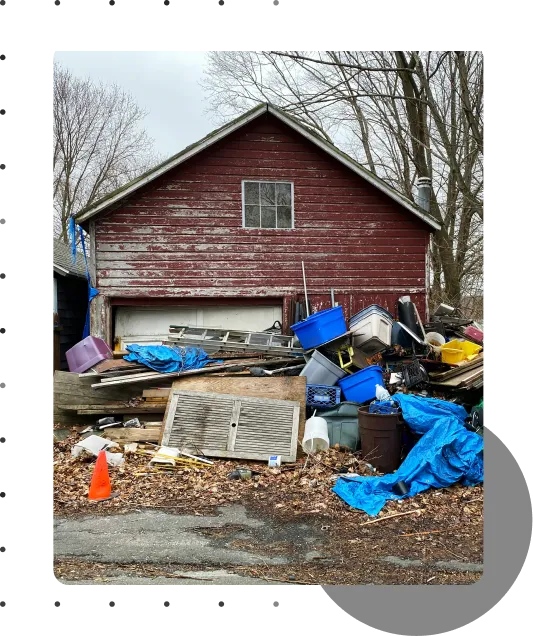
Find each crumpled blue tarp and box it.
[392,393,470,435]
[124,345,220,373]
[332,394,484,516]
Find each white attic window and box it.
[242,181,294,229]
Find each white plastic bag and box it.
[375,384,391,400]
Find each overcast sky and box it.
[54,51,213,159]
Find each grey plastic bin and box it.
[299,350,347,385]
[320,402,360,450]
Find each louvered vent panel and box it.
[168,394,235,450]
[161,390,299,462]
[234,402,294,456]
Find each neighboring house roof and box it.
[53,238,87,278]
[76,103,440,231]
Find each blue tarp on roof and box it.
[332,394,484,516]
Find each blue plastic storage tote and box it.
[306,384,341,409]
[291,306,347,350]
[338,365,384,403]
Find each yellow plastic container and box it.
[441,339,482,364]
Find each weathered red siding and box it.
[93,113,431,324]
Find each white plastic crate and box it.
[350,313,392,354]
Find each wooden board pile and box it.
[55,332,308,463]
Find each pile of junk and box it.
[290,295,484,515]
[56,294,483,517]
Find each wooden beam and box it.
[91,357,301,389]
[90,294,112,347]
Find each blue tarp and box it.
[332,394,484,516]
[124,345,220,374]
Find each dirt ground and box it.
[54,435,483,585]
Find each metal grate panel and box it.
[161,390,299,462]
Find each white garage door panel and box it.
[115,305,283,347]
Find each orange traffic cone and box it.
[88,450,112,501]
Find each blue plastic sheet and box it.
[124,345,220,373]
[369,400,399,415]
[332,394,484,516]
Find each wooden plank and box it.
[59,402,162,413]
[165,375,307,446]
[76,407,165,415]
[430,368,483,388]
[54,370,164,428]
[91,358,300,389]
[92,359,141,374]
[142,389,172,398]
[102,428,161,443]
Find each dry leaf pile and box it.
[54,432,376,516]
[54,432,482,528]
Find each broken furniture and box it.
[161,390,300,462]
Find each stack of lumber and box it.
[428,354,483,390]
[54,370,168,429]
[87,356,303,389]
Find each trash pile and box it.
[55,294,483,518]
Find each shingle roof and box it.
[53,238,88,278]
[76,103,440,231]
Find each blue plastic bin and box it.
[291,306,347,350]
[306,384,341,409]
[338,365,384,403]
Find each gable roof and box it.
[53,238,88,278]
[75,103,440,231]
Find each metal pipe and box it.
[301,261,310,317]
[330,287,335,307]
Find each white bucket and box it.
[425,331,445,350]
[302,416,330,454]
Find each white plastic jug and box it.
[302,416,330,454]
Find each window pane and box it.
[276,183,292,206]
[245,205,260,228]
[261,206,276,228]
[277,206,292,228]
[244,182,259,204]
[260,182,276,206]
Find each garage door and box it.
[115,305,283,347]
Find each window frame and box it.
[241,180,294,230]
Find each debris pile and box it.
[56,293,483,519]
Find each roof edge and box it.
[76,104,268,224]
[76,101,440,232]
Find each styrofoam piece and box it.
[150,445,180,466]
[350,313,392,354]
[299,349,347,385]
[71,435,124,467]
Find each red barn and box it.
[76,103,440,348]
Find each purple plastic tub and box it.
[65,336,113,373]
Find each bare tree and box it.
[202,51,483,314]
[54,64,159,242]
